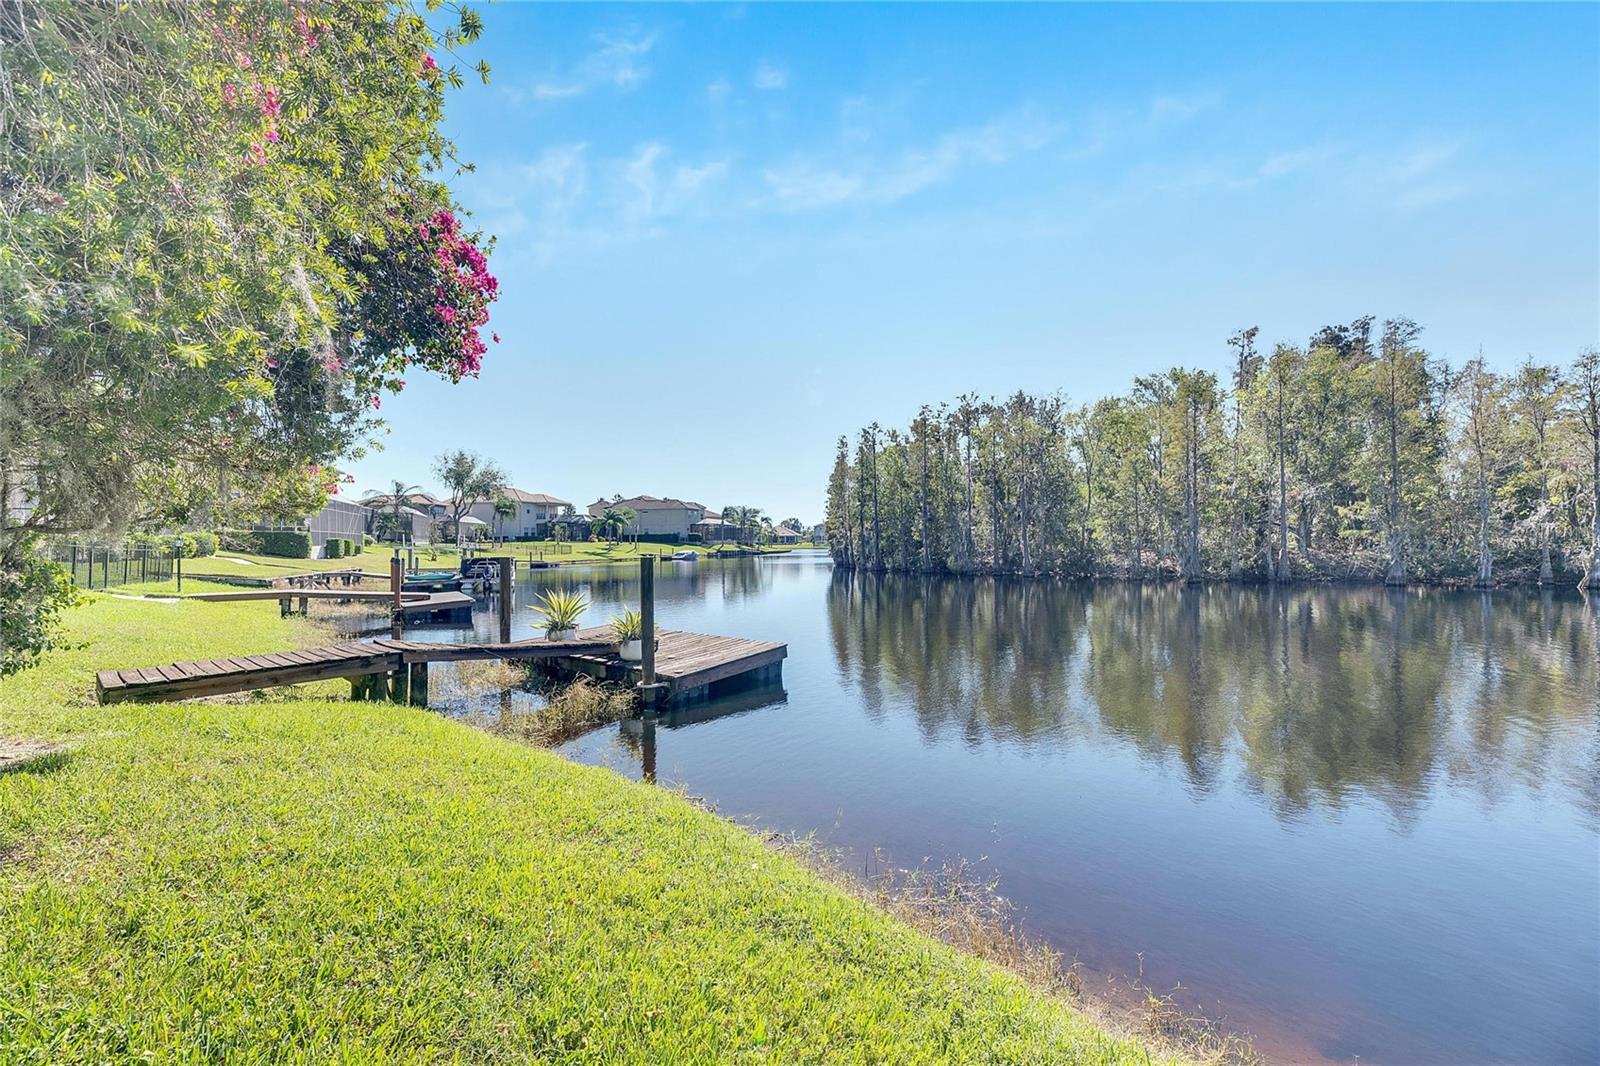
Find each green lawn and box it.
[169,540,803,587]
[0,594,1165,1064]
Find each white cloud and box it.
[510,24,658,103]
[761,107,1063,211]
[1149,90,1222,125]
[753,61,789,91]
[620,142,730,225]
[706,78,732,105]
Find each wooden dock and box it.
[185,588,473,620]
[540,626,787,705]
[94,628,786,708]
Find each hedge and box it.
[251,530,312,559]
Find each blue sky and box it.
[344,1,1599,525]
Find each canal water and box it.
[428,550,1598,1064]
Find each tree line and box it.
[825,318,1600,587]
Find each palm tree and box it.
[592,506,636,547]
[722,505,765,546]
[363,480,422,544]
[492,495,516,542]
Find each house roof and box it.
[470,488,571,506]
[693,515,734,526]
[774,524,804,536]
[589,495,706,513]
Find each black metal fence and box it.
[51,543,175,589]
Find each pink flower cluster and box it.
[417,209,498,376]
[294,10,321,54]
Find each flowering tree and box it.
[0,0,498,671]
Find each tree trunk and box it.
[1275,399,1290,584]
[1475,461,1492,588]
[1385,364,1406,586]
[1586,439,1600,590]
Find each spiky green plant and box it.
[534,589,587,635]
[610,607,642,643]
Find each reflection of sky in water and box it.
[428,553,1599,1066]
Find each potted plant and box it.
[534,589,587,641]
[612,607,644,661]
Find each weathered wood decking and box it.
[547,626,787,704]
[186,588,474,620]
[94,628,786,707]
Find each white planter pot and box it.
[619,639,642,662]
[547,627,577,642]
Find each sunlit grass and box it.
[0,594,1166,1064]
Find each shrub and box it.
[254,530,312,559]
[363,534,375,547]
[188,531,218,557]
[0,549,77,677]
[326,539,344,559]
[217,528,260,553]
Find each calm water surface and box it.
[424,551,1598,1064]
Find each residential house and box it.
[690,512,736,544]
[811,523,828,545]
[467,489,572,540]
[252,497,372,557]
[587,495,708,541]
[362,492,447,543]
[770,524,804,545]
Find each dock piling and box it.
[390,556,404,638]
[640,556,656,689]
[497,556,513,644]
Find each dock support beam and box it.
[640,555,656,688]
[408,661,429,706]
[390,556,404,639]
[497,556,513,644]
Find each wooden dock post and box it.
[497,556,513,644]
[639,556,661,706]
[407,661,429,706]
[390,556,404,639]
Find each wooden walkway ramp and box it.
[187,588,474,619]
[95,628,786,708]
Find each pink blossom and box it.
[265,128,280,144]
[421,54,438,73]
[248,143,267,165]
[223,83,238,107]
[492,333,500,344]
[369,395,382,410]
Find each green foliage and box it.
[827,318,1598,585]
[0,547,76,676]
[325,538,345,559]
[533,589,587,634]
[2,0,496,554]
[216,528,261,554]
[254,530,312,559]
[187,531,219,558]
[432,451,507,525]
[610,607,643,642]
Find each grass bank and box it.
[0,594,1167,1063]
